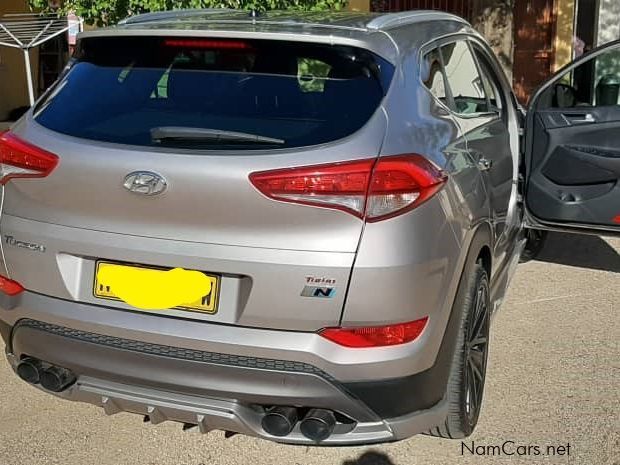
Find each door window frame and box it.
[529,39,620,112]
[419,34,513,122]
[468,41,507,118]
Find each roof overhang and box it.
[78,22,400,64]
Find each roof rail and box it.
[366,10,467,31]
[119,8,233,26]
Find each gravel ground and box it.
[0,232,618,465]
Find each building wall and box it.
[348,0,371,11]
[554,0,576,71]
[0,0,38,121]
[470,0,514,81]
[597,0,620,45]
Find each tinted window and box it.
[441,41,489,115]
[35,37,394,150]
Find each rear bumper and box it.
[4,317,448,445]
[0,289,456,445]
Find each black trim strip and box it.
[13,319,335,381]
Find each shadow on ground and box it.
[535,232,620,272]
[343,451,397,465]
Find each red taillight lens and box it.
[0,132,59,184]
[0,274,24,296]
[319,317,429,348]
[366,155,447,222]
[249,159,375,218]
[249,155,446,221]
[164,39,253,49]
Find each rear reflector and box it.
[319,318,428,348]
[0,274,24,296]
[164,39,253,49]
[249,155,446,222]
[613,215,620,224]
[0,132,59,184]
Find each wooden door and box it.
[513,0,556,103]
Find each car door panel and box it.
[525,40,620,233]
[528,111,620,227]
[460,117,514,237]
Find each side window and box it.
[537,45,620,109]
[471,46,504,114]
[441,41,489,115]
[422,48,448,105]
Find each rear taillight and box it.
[0,274,24,296]
[250,159,374,217]
[249,155,446,222]
[366,155,447,222]
[0,132,59,185]
[319,318,429,348]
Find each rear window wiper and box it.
[151,127,285,145]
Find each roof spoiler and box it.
[119,8,233,26]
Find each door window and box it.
[471,45,504,114]
[440,41,489,115]
[537,45,620,109]
[422,47,449,105]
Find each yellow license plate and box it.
[93,261,219,314]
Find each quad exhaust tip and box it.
[16,357,76,392]
[261,406,337,442]
[300,409,336,442]
[40,365,76,392]
[16,357,43,384]
[261,406,298,437]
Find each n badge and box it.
[301,286,337,298]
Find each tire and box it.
[428,261,491,439]
[520,229,548,263]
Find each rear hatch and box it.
[0,34,393,330]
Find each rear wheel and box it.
[429,262,490,439]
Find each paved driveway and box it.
[0,232,618,465]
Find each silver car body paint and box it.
[0,10,524,444]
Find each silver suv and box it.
[1,9,619,445]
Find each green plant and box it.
[29,0,348,26]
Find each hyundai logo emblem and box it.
[123,171,167,196]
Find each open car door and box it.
[524,39,620,235]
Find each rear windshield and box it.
[34,36,394,150]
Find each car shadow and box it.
[534,232,620,273]
[342,451,397,465]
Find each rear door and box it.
[524,39,620,234]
